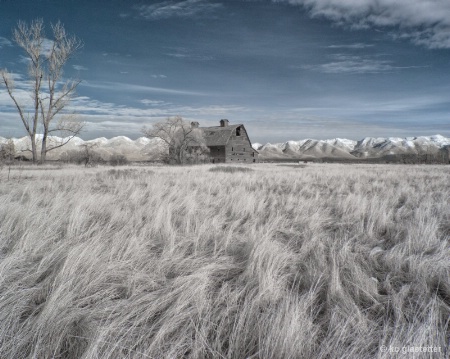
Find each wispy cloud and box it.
[73,65,88,71]
[301,54,428,74]
[77,99,246,119]
[80,81,211,96]
[166,52,214,61]
[327,43,374,49]
[291,94,449,115]
[58,95,250,138]
[277,0,450,48]
[40,38,55,56]
[151,74,167,78]
[14,38,54,61]
[0,72,33,107]
[18,55,31,64]
[0,89,33,109]
[140,99,170,106]
[0,36,12,48]
[163,46,214,61]
[135,0,223,20]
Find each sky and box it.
[0,0,449,143]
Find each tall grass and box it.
[0,164,449,358]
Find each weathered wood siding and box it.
[225,126,259,163]
[209,146,226,163]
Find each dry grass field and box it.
[0,163,449,359]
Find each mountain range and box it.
[1,134,449,163]
[253,135,450,162]
[0,135,164,162]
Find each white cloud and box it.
[140,99,169,106]
[301,54,428,74]
[291,94,449,114]
[164,48,214,61]
[278,0,450,48]
[41,38,55,56]
[80,81,210,96]
[135,0,223,20]
[59,93,248,124]
[0,88,34,109]
[14,38,54,62]
[166,53,189,58]
[151,74,167,78]
[327,43,374,49]
[73,65,88,71]
[0,71,24,82]
[163,46,214,61]
[0,37,12,48]
[18,55,31,64]
[0,72,33,107]
[166,53,214,61]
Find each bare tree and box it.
[0,139,16,162]
[79,143,99,167]
[142,116,209,164]
[0,139,16,181]
[0,19,83,164]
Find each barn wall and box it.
[225,126,259,163]
[209,146,226,163]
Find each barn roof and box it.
[199,124,242,146]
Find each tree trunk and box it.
[30,133,37,164]
[177,146,186,165]
[40,128,48,164]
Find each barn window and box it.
[252,152,255,157]
[232,147,233,151]
[236,127,241,136]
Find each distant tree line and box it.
[60,147,129,167]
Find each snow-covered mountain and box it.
[0,135,165,161]
[351,135,450,158]
[1,134,449,162]
[256,135,450,161]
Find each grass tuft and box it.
[209,166,254,173]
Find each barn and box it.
[192,119,259,163]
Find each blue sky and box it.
[0,0,449,143]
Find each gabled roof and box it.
[199,124,242,146]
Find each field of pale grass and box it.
[0,163,449,358]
